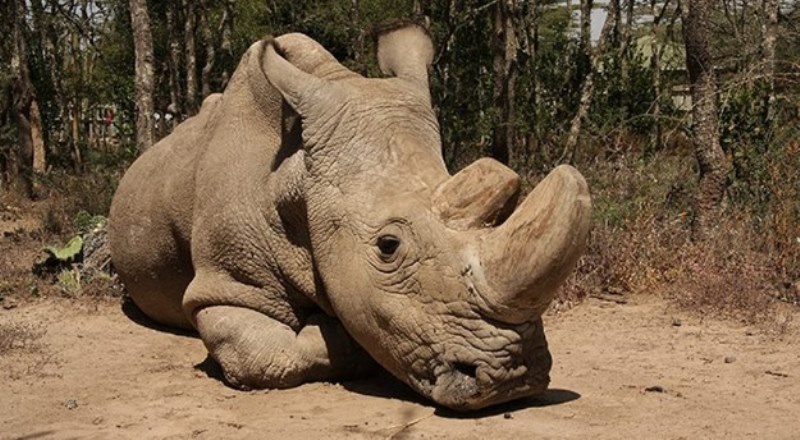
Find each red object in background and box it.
[104,109,115,127]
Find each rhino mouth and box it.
[405,319,551,411]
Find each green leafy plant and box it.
[44,236,84,263]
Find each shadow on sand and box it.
[194,354,227,382]
[342,370,581,417]
[433,388,581,418]
[120,297,197,338]
[342,370,431,406]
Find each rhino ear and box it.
[375,21,434,94]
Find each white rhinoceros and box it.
[108,22,591,411]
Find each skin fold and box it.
[109,23,591,411]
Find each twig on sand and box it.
[380,412,435,439]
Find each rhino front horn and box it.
[476,165,592,324]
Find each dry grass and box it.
[550,146,799,330]
[37,168,123,236]
[0,320,46,356]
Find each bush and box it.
[552,144,796,326]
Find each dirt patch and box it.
[1,297,798,439]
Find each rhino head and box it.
[263,23,591,410]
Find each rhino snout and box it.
[418,319,552,411]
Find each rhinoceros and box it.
[108,22,591,411]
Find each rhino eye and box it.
[377,235,401,259]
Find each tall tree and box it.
[580,0,593,60]
[682,0,732,237]
[29,0,60,162]
[5,0,46,197]
[648,0,673,152]
[200,0,216,98]
[130,0,155,153]
[762,0,779,123]
[618,0,635,80]
[166,2,183,116]
[490,0,522,165]
[219,0,235,89]
[562,0,619,162]
[183,0,198,115]
[350,0,367,75]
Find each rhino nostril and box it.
[452,361,478,379]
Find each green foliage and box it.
[721,81,774,208]
[56,269,82,296]
[73,211,108,234]
[592,47,658,137]
[44,236,83,263]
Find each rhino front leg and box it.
[195,306,374,389]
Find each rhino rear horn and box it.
[260,38,328,113]
[375,21,434,97]
[260,34,357,114]
[433,158,520,230]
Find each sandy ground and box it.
[1,296,798,440]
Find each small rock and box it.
[724,355,736,364]
[671,318,682,327]
[503,412,513,419]
[11,340,24,349]
[645,385,665,393]
[65,399,78,410]
[3,301,17,310]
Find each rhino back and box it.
[108,93,224,327]
[109,41,299,328]
[185,42,324,329]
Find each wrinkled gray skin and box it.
[109,24,591,411]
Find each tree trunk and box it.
[491,0,521,165]
[219,0,235,89]
[648,0,674,153]
[580,0,593,60]
[649,0,663,153]
[30,100,46,174]
[618,0,634,79]
[200,0,216,99]
[682,0,732,238]
[129,0,155,153]
[166,2,183,116]
[762,0,778,123]
[562,0,619,163]
[184,0,198,115]
[47,0,71,155]
[6,0,43,197]
[29,0,59,161]
[350,0,367,75]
